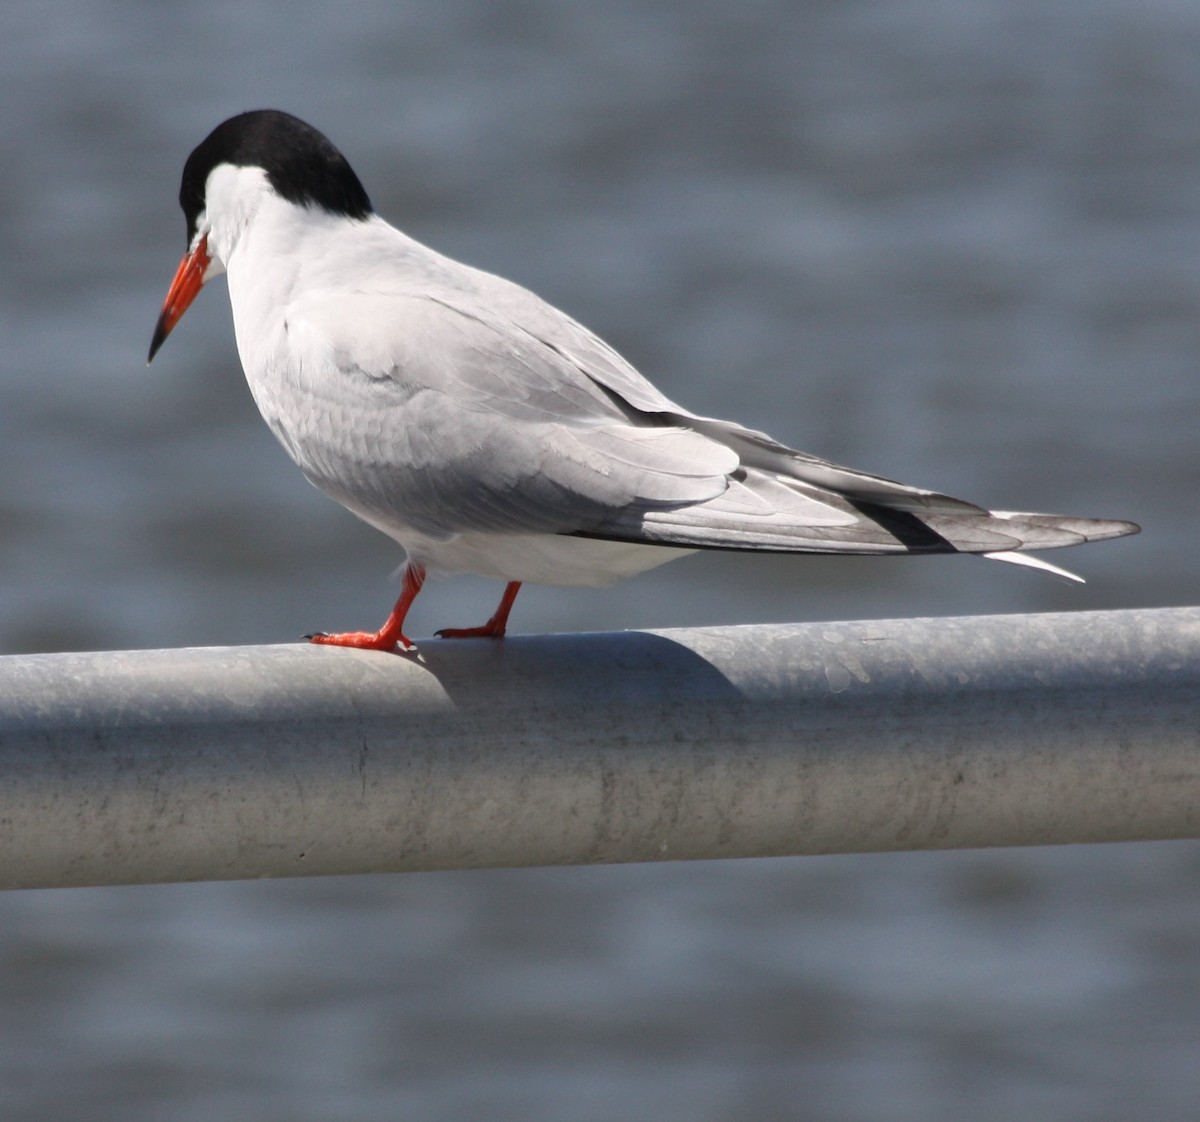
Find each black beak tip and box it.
[147,319,168,365]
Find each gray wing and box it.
[302,261,1138,557]
[298,287,737,539]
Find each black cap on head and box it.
[178,110,374,240]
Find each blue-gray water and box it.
[1,2,1197,1118]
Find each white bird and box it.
[148,110,1138,650]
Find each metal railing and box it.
[0,606,1196,890]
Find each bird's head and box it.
[147,109,373,363]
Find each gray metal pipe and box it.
[0,607,1197,890]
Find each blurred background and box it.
[0,1,1197,1118]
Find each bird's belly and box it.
[237,331,694,587]
[396,529,693,587]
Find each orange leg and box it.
[436,581,522,640]
[307,563,426,651]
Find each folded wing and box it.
[302,265,1138,566]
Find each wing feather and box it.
[289,241,1138,562]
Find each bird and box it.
[147,109,1138,651]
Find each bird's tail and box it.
[574,412,1140,576]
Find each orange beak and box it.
[147,234,211,363]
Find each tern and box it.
[148,110,1138,650]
